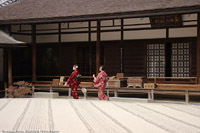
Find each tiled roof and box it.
[0,30,25,47]
[0,0,199,24]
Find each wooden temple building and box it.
[0,0,200,100]
[0,28,25,88]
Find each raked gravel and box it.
[0,98,199,133]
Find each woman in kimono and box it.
[93,65,109,100]
[65,64,81,99]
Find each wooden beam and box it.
[165,28,172,77]
[197,13,200,83]
[32,24,37,81]
[120,18,124,73]
[88,21,91,42]
[12,19,197,33]
[58,23,62,75]
[89,46,92,76]
[7,48,12,86]
[88,21,92,75]
[58,23,61,43]
[96,20,101,74]
[7,25,12,86]
[3,48,8,87]
[166,28,169,39]
[15,24,196,36]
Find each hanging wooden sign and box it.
[150,15,182,28]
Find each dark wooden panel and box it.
[59,45,76,76]
[12,47,32,76]
[124,42,146,76]
[37,45,59,76]
[104,43,120,76]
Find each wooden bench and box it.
[30,83,200,103]
[156,84,200,103]
[148,77,197,84]
[105,87,154,101]
[28,77,200,103]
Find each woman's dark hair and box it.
[73,64,78,69]
[99,65,105,70]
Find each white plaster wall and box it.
[62,34,88,42]
[62,22,89,32]
[124,29,166,40]
[124,17,150,25]
[36,35,58,43]
[12,25,31,43]
[169,27,197,38]
[91,33,97,41]
[0,49,3,81]
[182,14,197,21]
[11,24,31,32]
[101,32,121,41]
[12,35,31,43]
[37,23,58,30]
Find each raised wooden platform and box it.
[27,80,200,103]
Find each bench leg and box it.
[107,89,110,99]
[5,90,7,98]
[82,88,87,100]
[114,88,118,97]
[148,90,151,100]
[151,90,154,100]
[84,92,87,100]
[50,86,53,93]
[68,88,71,98]
[32,86,35,98]
[185,90,190,104]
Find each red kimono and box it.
[93,71,108,100]
[67,70,80,99]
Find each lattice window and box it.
[172,43,190,77]
[147,44,165,77]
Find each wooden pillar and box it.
[165,28,169,77]
[58,23,62,75]
[8,48,12,86]
[88,21,91,42]
[120,19,124,73]
[197,13,200,83]
[3,48,8,87]
[58,23,61,44]
[166,28,169,39]
[32,24,37,81]
[6,25,12,86]
[96,20,101,74]
[88,21,92,76]
[165,28,172,77]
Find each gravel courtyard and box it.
[0,98,200,133]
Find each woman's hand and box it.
[64,82,67,86]
[93,74,95,78]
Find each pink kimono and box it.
[67,70,80,99]
[93,71,108,100]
